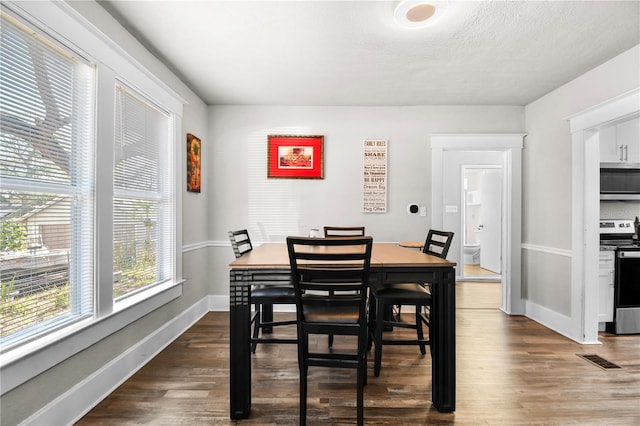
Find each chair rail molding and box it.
[521,243,572,258]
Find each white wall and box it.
[208,105,525,295]
[523,45,639,321]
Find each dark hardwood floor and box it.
[77,282,640,425]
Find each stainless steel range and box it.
[599,219,640,334]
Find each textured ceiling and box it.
[98,0,640,106]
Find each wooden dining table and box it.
[228,242,456,419]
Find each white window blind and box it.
[0,11,94,346]
[113,84,173,300]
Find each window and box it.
[113,84,174,300]
[0,11,94,347]
[0,3,180,358]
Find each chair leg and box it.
[328,290,335,347]
[359,332,368,387]
[415,308,426,355]
[363,349,368,387]
[383,304,394,331]
[251,303,260,353]
[367,296,376,352]
[299,333,308,426]
[374,298,385,377]
[423,305,433,358]
[300,364,307,426]
[357,353,365,426]
[261,303,274,333]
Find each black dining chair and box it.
[228,230,297,353]
[287,235,373,426]
[323,226,366,347]
[369,229,454,377]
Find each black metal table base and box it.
[229,265,456,419]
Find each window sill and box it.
[0,279,183,395]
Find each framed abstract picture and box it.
[267,135,324,179]
[187,133,201,192]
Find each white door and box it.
[480,170,502,274]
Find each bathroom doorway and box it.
[462,166,502,281]
[431,133,524,315]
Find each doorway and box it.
[568,88,640,343]
[462,166,502,281]
[431,133,525,315]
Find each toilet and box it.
[464,245,481,264]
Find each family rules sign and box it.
[363,140,387,213]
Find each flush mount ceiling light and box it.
[394,0,449,29]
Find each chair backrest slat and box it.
[323,226,365,237]
[423,229,454,258]
[228,229,253,259]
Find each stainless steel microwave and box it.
[600,163,640,201]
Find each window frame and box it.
[0,0,184,395]
[0,10,96,347]
[111,81,176,302]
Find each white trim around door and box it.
[567,88,640,344]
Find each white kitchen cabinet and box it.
[598,250,615,323]
[599,124,618,162]
[600,116,640,163]
[616,117,640,162]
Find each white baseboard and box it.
[525,299,573,340]
[208,294,229,311]
[525,299,600,345]
[25,297,211,426]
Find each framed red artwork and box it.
[187,133,201,192]
[267,135,324,179]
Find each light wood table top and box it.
[229,242,455,269]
